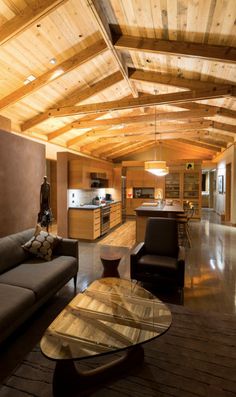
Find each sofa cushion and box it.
[22,229,56,261]
[137,254,178,277]
[0,283,35,335]
[0,256,77,299]
[0,229,35,274]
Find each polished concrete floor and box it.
[0,208,236,383]
[77,208,236,314]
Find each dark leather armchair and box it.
[131,217,185,290]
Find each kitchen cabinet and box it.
[68,208,101,239]
[110,202,122,229]
[126,198,155,216]
[126,168,165,190]
[68,159,113,189]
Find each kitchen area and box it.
[67,167,123,240]
[56,154,202,242]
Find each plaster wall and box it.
[0,130,45,237]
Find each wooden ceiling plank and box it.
[129,68,223,91]
[21,71,122,131]
[113,34,236,64]
[107,142,155,159]
[98,141,147,158]
[86,0,138,98]
[0,0,68,46]
[0,39,107,111]
[48,86,233,117]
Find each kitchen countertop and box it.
[69,201,121,210]
[135,203,183,213]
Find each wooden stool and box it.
[100,246,122,277]
[176,204,194,247]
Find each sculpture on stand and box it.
[38,176,53,231]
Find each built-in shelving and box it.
[165,173,180,198]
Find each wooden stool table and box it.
[100,246,123,277]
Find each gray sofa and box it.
[0,228,78,344]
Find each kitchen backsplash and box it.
[68,189,106,207]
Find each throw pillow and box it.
[22,228,56,261]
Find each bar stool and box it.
[177,202,194,247]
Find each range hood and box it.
[90,172,107,180]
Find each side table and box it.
[100,246,123,277]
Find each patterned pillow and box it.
[22,228,56,261]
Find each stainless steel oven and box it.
[101,205,110,235]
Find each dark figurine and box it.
[38,176,52,231]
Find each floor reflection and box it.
[185,209,236,314]
[70,209,236,315]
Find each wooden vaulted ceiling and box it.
[0,0,236,162]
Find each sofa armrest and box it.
[131,242,145,257]
[130,242,146,279]
[54,238,79,261]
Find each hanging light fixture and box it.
[144,104,169,177]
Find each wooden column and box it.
[57,152,69,237]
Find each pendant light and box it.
[144,104,169,177]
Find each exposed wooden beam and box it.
[204,132,234,143]
[113,34,236,64]
[48,86,233,117]
[129,68,221,91]
[86,0,138,98]
[212,121,236,134]
[67,120,212,147]
[177,102,236,120]
[21,71,122,131]
[70,107,217,129]
[218,108,236,119]
[177,138,221,152]
[0,0,68,46]
[0,39,107,110]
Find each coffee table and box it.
[40,278,172,396]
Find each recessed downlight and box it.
[23,74,36,85]
[49,58,57,65]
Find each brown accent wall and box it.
[0,130,45,237]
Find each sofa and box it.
[0,228,78,345]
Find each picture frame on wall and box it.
[218,175,224,194]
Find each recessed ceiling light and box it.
[23,74,36,85]
[49,58,57,65]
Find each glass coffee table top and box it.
[40,278,172,361]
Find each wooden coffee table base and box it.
[53,344,144,397]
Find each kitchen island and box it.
[135,203,183,243]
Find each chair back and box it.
[144,217,179,257]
